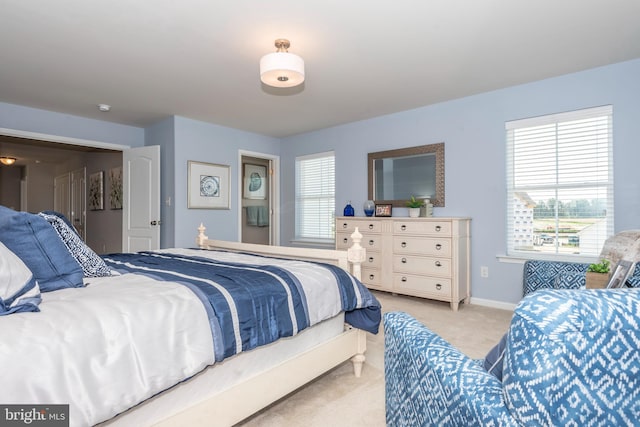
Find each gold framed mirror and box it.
[367,142,444,207]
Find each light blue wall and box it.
[280,58,640,305]
[171,116,280,248]
[0,102,144,147]
[3,59,639,306]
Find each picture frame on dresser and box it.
[375,203,392,217]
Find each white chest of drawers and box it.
[336,217,470,311]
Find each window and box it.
[506,106,613,258]
[295,151,335,243]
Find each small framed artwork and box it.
[607,260,636,288]
[243,164,267,200]
[88,171,104,211]
[375,203,392,217]
[188,161,230,209]
[109,166,123,210]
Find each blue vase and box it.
[343,202,355,216]
[363,200,375,217]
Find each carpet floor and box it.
[238,291,514,426]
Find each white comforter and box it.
[0,274,214,427]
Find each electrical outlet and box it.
[480,266,489,278]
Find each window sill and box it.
[498,253,599,264]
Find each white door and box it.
[123,145,160,252]
[54,173,70,217]
[70,168,86,241]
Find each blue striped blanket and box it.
[103,249,380,362]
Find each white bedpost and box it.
[196,223,209,248]
[347,227,365,281]
[346,227,367,377]
[350,329,367,377]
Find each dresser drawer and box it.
[362,267,383,287]
[336,232,382,251]
[393,255,451,277]
[363,252,381,268]
[393,236,451,257]
[393,273,451,298]
[393,221,452,236]
[336,219,382,234]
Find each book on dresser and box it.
[335,216,471,311]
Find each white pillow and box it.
[0,241,42,315]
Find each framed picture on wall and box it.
[243,164,267,200]
[109,166,123,210]
[187,161,230,209]
[88,171,104,211]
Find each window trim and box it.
[294,150,336,244]
[505,105,614,260]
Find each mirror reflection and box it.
[368,143,444,207]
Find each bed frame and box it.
[143,225,368,426]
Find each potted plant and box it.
[406,196,423,218]
[586,259,610,289]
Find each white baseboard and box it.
[469,297,517,311]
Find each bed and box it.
[0,206,380,427]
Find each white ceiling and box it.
[1,0,639,138]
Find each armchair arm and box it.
[384,312,517,427]
[523,260,589,296]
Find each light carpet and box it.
[238,291,514,427]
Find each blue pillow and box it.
[0,242,41,315]
[39,212,112,277]
[483,333,508,381]
[0,206,84,292]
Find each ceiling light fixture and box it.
[260,39,305,88]
[0,157,17,166]
[98,104,111,112]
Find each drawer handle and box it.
[369,240,375,246]
[435,244,442,250]
[343,238,348,244]
[436,283,442,290]
[368,224,374,230]
[401,241,407,248]
[369,274,375,280]
[342,223,348,228]
[401,257,407,264]
[401,277,407,282]
[435,260,442,267]
[401,224,407,231]
[368,257,374,263]
[435,225,442,232]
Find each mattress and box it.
[100,313,345,426]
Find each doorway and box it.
[0,128,128,253]
[54,167,87,241]
[239,150,279,245]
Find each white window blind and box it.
[295,151,335,242]
[506,105,613,259]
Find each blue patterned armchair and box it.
[523,230,640,295]
[384,289,640,426]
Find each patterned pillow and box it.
[40,210,79,236]
[0,241,42,315]
[0,205,84,292]
[39,212,112,278]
